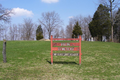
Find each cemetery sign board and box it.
[50,35,82,65]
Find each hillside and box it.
[0,41,120,80]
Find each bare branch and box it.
[0,4,12,23]
[38,11,63,39]
[21,18,35,40]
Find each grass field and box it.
[0,41,120,80]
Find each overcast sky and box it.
[0,0,99,28]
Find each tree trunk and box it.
[110,0,113,42]
[111,25,113,42]
[49,31,51,39]
[3,39,7,63]
[119,31,120,43]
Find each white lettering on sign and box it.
[58,47,74,51]
[53,53,79,56]
[61,43,70,46]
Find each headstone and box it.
[91,37,93,42]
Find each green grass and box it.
[0,41,120,80]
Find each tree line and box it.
[0,3,83,41]
[0,18,37,40]
[66,0,120,42]
[89,2,120,42]
[0,0,120,42]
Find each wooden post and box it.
[51,35,53,65]
[3,39,7,63]
[79,36,81,65]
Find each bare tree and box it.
[0,25,4,40]
[54,28,60,38]
[83,15,92,41]
[66,22,74,38]
[113,8,120,42]
[18,24,25,40]
[42,27,47,39]
[66,16,84,38]
[0,4,12,23]
[1,26,7,40]
[69,15,84,27]
[8,22,37,41]
[66,15,92,40]
[13,24,18,40]
[16,19,36,40]
[38,11,63,39]
[60,27,65,38]
[21,18,35,40]
[18,25,23,40]
[9,25,15,40]
[0,4,12,40]
[99,0,120,42]
[9,24,17,40]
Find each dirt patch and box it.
[39,39,50,41]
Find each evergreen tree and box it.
[36,32,43,40]
[89,4,111,41]
[72,22,82,38]
[36,25,43,40]
[36,25,43,35]
[89,11,99,38]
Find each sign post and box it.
[50,36,53,65]
[50,35,82,65]
[79,36,81,65]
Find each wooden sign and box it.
[53,38,79,41]
[50,35,82,65]
[53,53,79,56]
[53,43,79,46]
[52,47,79,51]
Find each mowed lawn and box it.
[0,41,120,80]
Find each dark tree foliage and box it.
[89,11,99,38]
[36,32,43,40]
[114,8,120,42]
[72,22,82,38]
[100,0,120,42]
[36,25,43,40]
[89,4,111,41]
[36,25,43,35]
